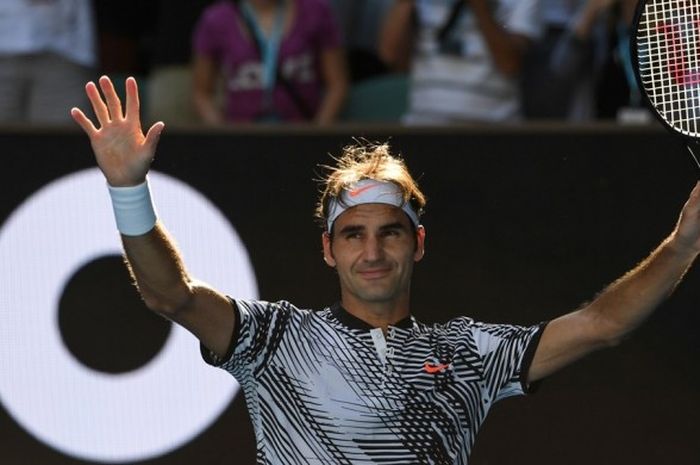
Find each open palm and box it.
[71,76,164,187]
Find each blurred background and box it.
[1,1,698,464]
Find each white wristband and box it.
[107,179,157,236]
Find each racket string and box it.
[637,0,700,135]
[687,145,700,170]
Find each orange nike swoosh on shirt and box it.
[349,184,379,197]
[423,362,450,374]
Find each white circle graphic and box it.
[0,169,257,462]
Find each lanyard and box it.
[240,1,286,93]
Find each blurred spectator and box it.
[593,0,643,121]
[380,0,541,124]
[521,0,603,120]
[147,0,215,125]
[0,0,96,125]
[522,0,643,121]
[192,0,348,125]
[329,0,393,82]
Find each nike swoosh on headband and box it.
[326,179,420,232]
[349,183,379,197]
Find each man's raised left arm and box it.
[528,182,700,383]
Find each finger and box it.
[144,121,165,152]
[70,107,98,136]
[99,76,124,120]
[85,81,110,126]
[124,76,141,125]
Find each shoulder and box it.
[438,315,478,334]
[198,1,237,27]
[237,298,310,316]
[418,317,535,342]
[238,299,325,327]
[412,316,478,342]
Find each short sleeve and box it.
[200,299,293,383]
[471,321,548,401]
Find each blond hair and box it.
[315,142,426,229]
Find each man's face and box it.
[322,203,425,307]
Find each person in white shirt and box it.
[0,0,96,124]
[380,0,541,124]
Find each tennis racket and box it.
[631,0,700,169]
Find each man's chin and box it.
[353,288,400,304]
[342,278,407,304]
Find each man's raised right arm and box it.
[71,76,234,358]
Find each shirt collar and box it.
[330,302,415,331]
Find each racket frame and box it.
[630,0,700,142]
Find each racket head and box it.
[632,0,700,140]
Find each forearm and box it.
[122,223,194,315]
[572,2,603,40]
[193,92,224,125]
[315,80,347,124]
[378,0,415,71]
[551,1,604,77]
[122,220,235,357]
[530,183,700,383]
[530,233,698,382]
[550,32,594,77]
[467,0,527,76]
[192,55,224,125]
[315,48,348,124]
[586,234,698,343]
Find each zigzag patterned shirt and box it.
[201,299,547,464]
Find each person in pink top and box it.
[192,0,348,124]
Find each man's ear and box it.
[322,232,336,267]
[414,225,426,262]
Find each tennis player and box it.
[72,76,700,465]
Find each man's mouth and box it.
[357,267,392,279]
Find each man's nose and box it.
[363,235,383,261]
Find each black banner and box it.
[0,126,697,464]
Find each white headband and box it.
[326,179,420,232]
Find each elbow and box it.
[494,40,529,77]
[191,92,210,115]
[328,71,349,97]
[378,32,412,71]
[378,45,397,69]
[588,309,629,349]
[335,78,349,104]
[600,332,624,348]
[378,46,409,72]
[140,282,195,318]
[494,57,522,78]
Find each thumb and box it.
[144,121,165,152]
